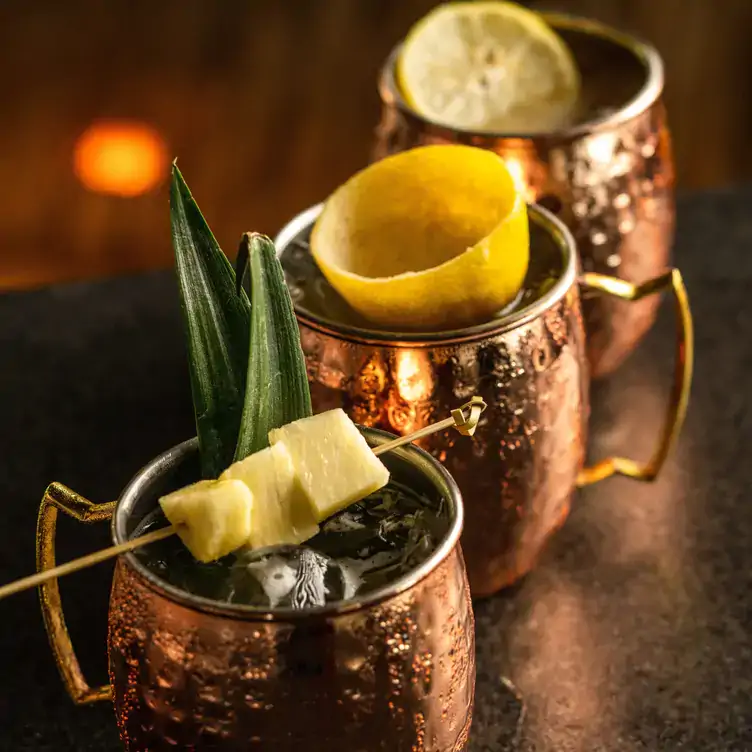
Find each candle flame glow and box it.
[74,120,168,197]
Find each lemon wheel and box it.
[397,1,580,133]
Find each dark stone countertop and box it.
[0,185,751,751]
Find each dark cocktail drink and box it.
[133,477,449,609]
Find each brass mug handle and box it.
[576,269,694,486]
[36,482,115,704]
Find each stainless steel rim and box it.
[274,201,578,347]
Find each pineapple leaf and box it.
[170,162,251,478]
[234,232,312,460]
[234,233,250,296]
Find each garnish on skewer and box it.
[0,398,485,601]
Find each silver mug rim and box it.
[274,201,578,347]
[377,11,665,143]
[112,428,464,622]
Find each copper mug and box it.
[37,429,475,751]
[274,203,692,598]
[374,13,674,379]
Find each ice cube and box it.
[289,548,330,609]
[243,553,298,608]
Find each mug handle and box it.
[36,482,115,704]
[576,269,694,486]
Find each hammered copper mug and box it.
[374,13,674,379]
[274,203,693,598]
[36,429,475,751]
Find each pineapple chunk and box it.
[159,479,253,563]
[268,409,390,522]
[220,442,319,549]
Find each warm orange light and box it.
[396,350,433,403]
[73,121,168,197]
[502,155,534,202]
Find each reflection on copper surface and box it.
[387,350,436,438]
[108,551,475,750]
[501,155,530,197]
[500,151,548,205]
[511,578,610,750]
[349,352,390,428]
[586,131,619,167]
[503,350,700,747]
[586,360,691,577]
[74,121,168,197]
[395,350,433,403]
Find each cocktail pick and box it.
[0,397,486,601]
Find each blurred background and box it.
[1,0,749,291]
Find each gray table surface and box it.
[0,185,750,751]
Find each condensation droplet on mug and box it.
[168,707,187,724]
[242,667,265,682]
[619,217,635,234]
[613,192,631,210]
[452,381,475,400]
[197,683,224,705]
[471,439,486,459]
[572,200,589,219]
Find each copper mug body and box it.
[373,13,675,379]
[274,204,692,598]
[36,430,475,751]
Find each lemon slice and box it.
[397,1,580,133]
[310,144,529,331]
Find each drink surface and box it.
[133,480,447,609]
[281,216,563,333]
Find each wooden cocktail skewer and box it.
[0,397,486,601]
